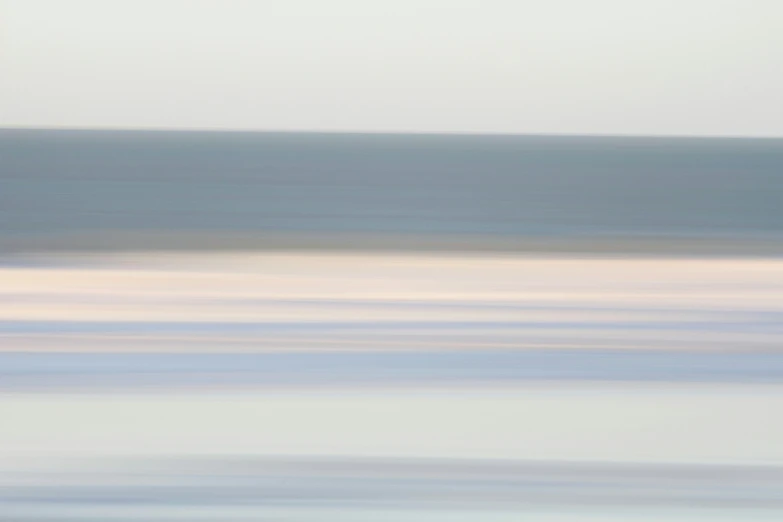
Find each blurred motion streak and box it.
[2,129,783,520]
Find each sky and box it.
[0,0,781,136]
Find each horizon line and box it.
[2,125,783,141]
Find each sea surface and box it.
[2,130,783,520]
[2,129,783,251]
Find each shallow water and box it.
[2,252,782,520]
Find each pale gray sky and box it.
[1,0,781,136]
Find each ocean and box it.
[3,129,783,521]
[2,128,783,252]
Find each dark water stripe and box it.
[6,293,783,318]
[2,459,783,509]
[1,350,783,384]
[1,319,782,335]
